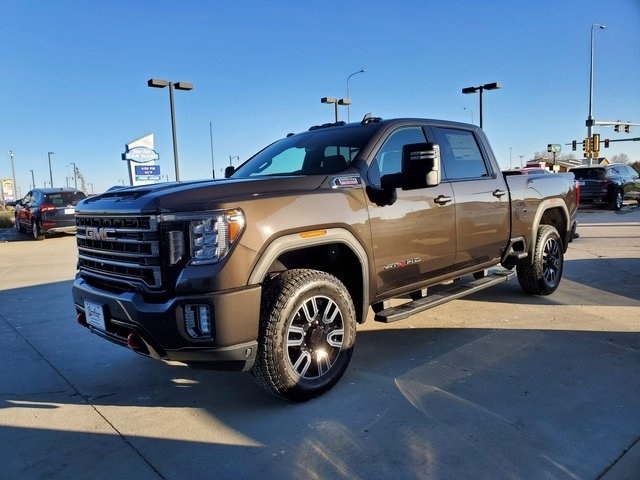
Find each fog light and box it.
[184,304,212,338]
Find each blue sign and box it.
[134,164,161,181]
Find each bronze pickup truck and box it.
[72,116,578,401]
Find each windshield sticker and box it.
[331,176,362,188]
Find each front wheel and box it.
[611,189,623,210]
[15,215,25,233]
[251,269,356,402]
[517,225,563,295]
[32,220,45,241]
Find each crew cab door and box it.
[427,125,510,267]
[365,125,456,296]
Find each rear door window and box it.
[572,168,605,180]
[431,127,491,180]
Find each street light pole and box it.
[346,68,366,123]
[29,169,35,189]
[587,23,606,164]
[8,150,17,201]
[47,152,54,187]
[461,82,501,129]
[321,97,351,123]
[148,78,194,181]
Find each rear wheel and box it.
[32,220,45,241]
[251,269,356,402]
[517,225,563,295]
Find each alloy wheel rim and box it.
[286,295,344,380]
[542,237,561,286]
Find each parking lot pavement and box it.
[0,206,639,480]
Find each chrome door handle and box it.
[434,195,453,205]
[493,189,507,198]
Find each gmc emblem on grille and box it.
[86,227,116,241]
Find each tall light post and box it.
[47,152,54,187]
[346,68,366,123]
[587,23,606,164]
[321,97,351,123]
[148,78,194,181]
[461,82,501,129]
[29,169,35,189]
[7,150,17,201]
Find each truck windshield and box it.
[231,126,377,178]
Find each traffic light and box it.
[583,137,591,158]
[604,138,610,148]
[614,123,620,133]
[625,124,631,134]
[592,134,600,155]
[572,140,577,151]
[591,133,600,157]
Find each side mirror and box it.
[380,143,441,191]
[401,142,441,189]
[224,166,235,178]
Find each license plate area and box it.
[84,300,106,331]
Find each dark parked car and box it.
[15,187,86,240]
[570,164,640,210]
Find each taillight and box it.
[39,204,57,212]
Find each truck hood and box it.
[77,176,326,214]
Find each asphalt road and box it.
[1,206,639,480]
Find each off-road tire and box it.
[517,225,563,295]
[251,269,356,402]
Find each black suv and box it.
[570,164,640,210]
[15,188,86,240]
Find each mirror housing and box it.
[381,142,441,191]
[224,166,235,178]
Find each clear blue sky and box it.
[1,0,639,196]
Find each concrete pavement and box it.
[0,206,639,479]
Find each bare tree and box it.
[609,153,630,164]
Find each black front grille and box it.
[76,214,162,289]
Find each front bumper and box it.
[72,277,261,371]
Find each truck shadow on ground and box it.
[461,257,640,307]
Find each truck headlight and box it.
[190,209,245,265]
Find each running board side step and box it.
[374,270,516,323]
